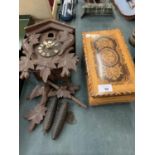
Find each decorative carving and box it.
[19,56,35,79]
[20,31,77,82]
[20,20,87,140]
[93,36,127,82]
[57,52,79,77]
[27,34,41,46]
[25,104,47,132]
[82,29,135,105]
[47,81,87,108]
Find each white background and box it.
[0,0,155,154]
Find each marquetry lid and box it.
[82,29,135,97]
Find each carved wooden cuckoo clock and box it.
[19,20,87,140]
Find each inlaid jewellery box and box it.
[82,29,135,106]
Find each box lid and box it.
[82,29,135,97]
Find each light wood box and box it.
[82,29,135,106]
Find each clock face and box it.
[37,39,61,58]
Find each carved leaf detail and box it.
[20,71,29,79]
[27,84,50,107]
[36,56,59,82]
[19,56,34,71]
[28,85,43,100]
[22,39,33,56]
[58,53,79,77]
[61,68,70,77]
[36,66,51,83]
[19,56,34,79]
[25,104,47,124]
[28,34,40,45]
[56,86,71,98]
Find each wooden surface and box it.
[82,29,135,105]
[20,1,135,155]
